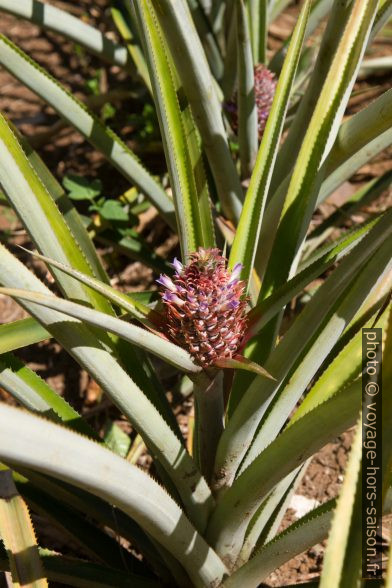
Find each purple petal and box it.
[229,262,243,283]
[163,291,185,306]
[171,257,183,275]
[221,299,240,311]
[156,274,176,291]
[220,299,239,312]
[229,300,240,309]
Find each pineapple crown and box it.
[157,248,248,367]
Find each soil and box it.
[0,1,391,586]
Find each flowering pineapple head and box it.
[225,64,277,140]
[254,64,277,138]
[157,248,248,367]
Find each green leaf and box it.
[238,221,392,480]
[0,468,48,588]
[290,298,391,426]
[317,88,392,204]
[0,318,50,354]
[63,174,102,201]
[0,114,113,317]
[238,464,306,564]
[360,55,392,75]
[0,349,133,459]
[248,0,268,64]
[214,356,275,380]
[0,353,97,439]
[229,0,311,285]
[236,0,258,179]
[306,171,392,244]
[12,469,167,578]
[0,405,228,587]
[0,0,134,72]
[103,420,131,457]
[135,0,213,256]
[186,0,224,80]
[207,380,360,566]
[0,35,175,227]
[261,0,379,300]
[0,287,199,374]
[127,290,159,305]
[372,0,392,39]
[97,199,129,221]
[261,89,392,277]
[0,548,161,587]
[269,0,353,195]
[382,302,392,510]
[319,419,362,588]
[223,499,335,586]
[214,208,392,494]
[269,0,334,73]
[221,12,238,101]
[95,228,170,275]
[14,475,138,573]
[18,249,156,326]
[192,371,225,485]
[247,214,382,339]
[14,127,110,285]
[180,91,215,251]
[269,0,293,21]
[110,0,152,93]
[151,0,243,221]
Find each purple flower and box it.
[163,291,185,306]
[228,262,243,283]
[156,274,176,292]
[171,257,183,275]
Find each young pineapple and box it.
[226,64,277,140]
[158,248,248,367]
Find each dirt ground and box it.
[0,1,391,586]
